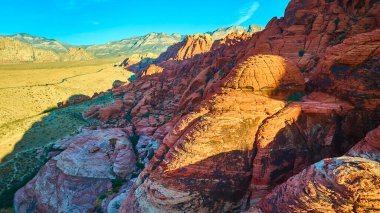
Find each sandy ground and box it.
[0,60,133,161]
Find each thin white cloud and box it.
[234,1,260,25]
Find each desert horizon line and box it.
[0,24,265,46]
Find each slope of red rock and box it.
[14,0,380,212]
[156,34,214,62]
[253,126,380,212]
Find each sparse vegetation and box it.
[98,193,107,200]
[136,162,145,170]
[131,172,139,179]
[298,49,305,57]
[0,60,132,210]
[200,88,204,97]
[0,61,133,161]
[139,112,151,118]
[128,134,140,155]
[111,177,126,192]
[124,111,133,122]
[205,73,213,84]
[42,106,59,114]
[338,33,347,42]
[218,68,225,78]
[286,92,305,102]
[112,202,121,210]
[128,74,137,82]
[334,17,340,27]
[147,151,154,160]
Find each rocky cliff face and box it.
[0,37,60,63]
[0,37,94,64]
[60,47,95,62]
[208,25,263,40]
[85,33,183,58]
[253,125,380,212]
[7,33,73,53]
[14,0,380,212]
[156,34,214,62]
[0,32,180,64]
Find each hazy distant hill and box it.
[84,32,184,58]
[8,33,74,53]
[0,25,263,64]
[208,24,263,40]
[0,37,60,63]
[0,37,93,64]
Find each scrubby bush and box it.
[42,106,58,114]
[147,151,154,160]
[286,92,305,102]
[298,49,305,57]
[334,17,340,26]
[139,112,151,118]
[128,134,140,154]
[200,88,204,97]
[219,68,225,78]
[98,194,106,200]
[111,177,126,192]
[338,33,347,42]
[128,75,137,82]
[205,73,213,84]
[136,162,145,170]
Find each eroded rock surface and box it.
[253,126,380,212]
[14,128,136,213]
[156,34,214,62]
[14,0,380,212]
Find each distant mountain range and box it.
[9,33,74,53]
[207,25,263,40]
[0,25,263,64]
[85,33,183,58]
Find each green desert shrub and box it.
[128,75,137,82]
[128,134,140,155]
[111,177,126,192]
[200,88,204,97]
[298,49,305,57]
[334,17,340,26]
[42,106,58,114]
[139,112,151,118]
[205,73,213,84]
[286,92,305,102]
[219,68,225,78]
[136,162,145,170]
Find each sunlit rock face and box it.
[253,126,380,213]
[0,37,94,64]
[308,29,380,110]
[248,92,378,205]
[119,55,305,212]
[0,37,60,63]
[156,34,214,62]
[117,0,380,211]
[14,0,380,212]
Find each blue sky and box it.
[0,0,290,45]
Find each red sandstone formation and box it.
[14,0,380,212]
[140,64,164,77]
[156,34,214,62]
[58,94,91,108]
[84,99,124,123]
[14,129,133,212]
[14,128,159,212]
[253,126,380,212]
